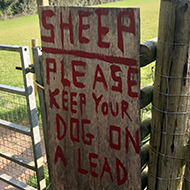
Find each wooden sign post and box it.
[39,6,140,190]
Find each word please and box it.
[46,58,138,97]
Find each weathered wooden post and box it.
[149,0,190,189]
[39,6,141,190]
[31,38,38,95]
[37,0,49,7]
[183,47,190,190]
[36,0,49,13]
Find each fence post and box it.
[32,38,38,95]
[183,42,190,190]
[148,0,190,189]
[37,0,49,6]
[36,0,49,14]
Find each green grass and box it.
[0,14,40,46]
[0,0,160,88]
[0,14,41,87]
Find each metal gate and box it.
[0,45,46,190]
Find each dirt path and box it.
[0,128,47,190]
[1,181,18,190]
[0,148,47,190]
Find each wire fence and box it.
[0,51,24,88]
[0,127,36,184]
[0,49,45,188]
[0,92,38,188]
[0,91,29,126]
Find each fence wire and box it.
[0,51,24,89]
[0,90,38,187]
[0,127,34,161]
[0,50,45,188]
[0,91,29,126]
[0,157,36,186]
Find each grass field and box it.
[0,0,160,188]
[0,0,160,88]
[0,14,40,87]
[97,0,160,43]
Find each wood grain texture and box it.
[183,40,190,190]
[140,82,153,109]
[39,6,140,190]
[148,1,190,189]
[140,38,157,67]
[32,47,50,174]
[141,166,148,190]
[141,142,149,168]
[31,38,38,95]
[141,114,151,141]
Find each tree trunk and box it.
[148,0,190,189]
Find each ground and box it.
[0,130,47,190]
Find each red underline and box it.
[42,47,137,66]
